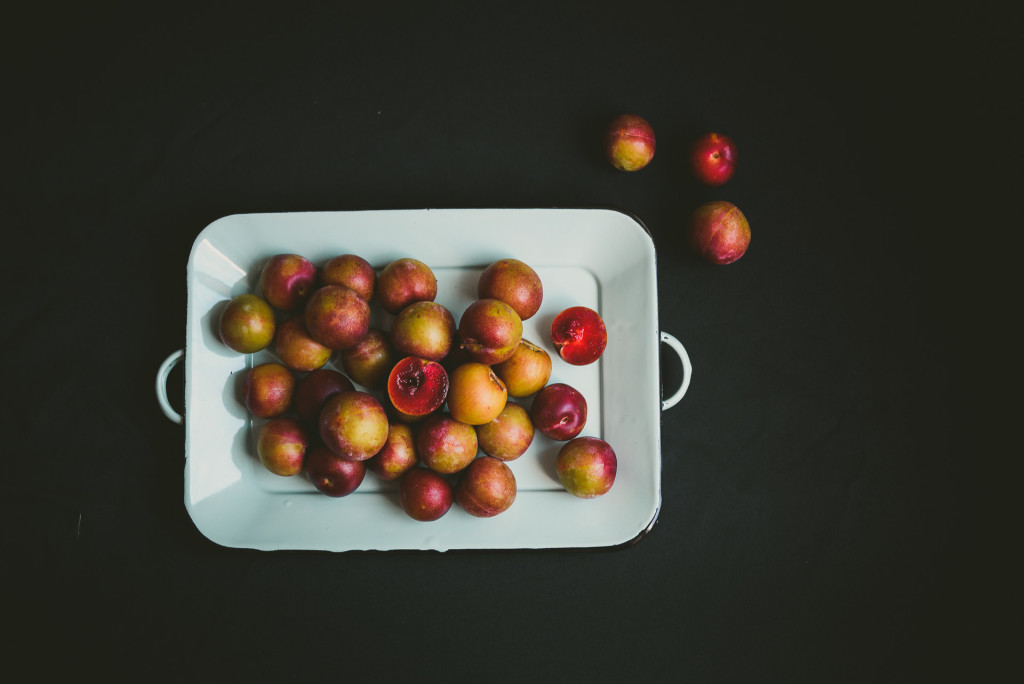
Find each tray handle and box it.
[660,331,691,411]
[156,349,184,425]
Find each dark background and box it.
[4,2,1013,681]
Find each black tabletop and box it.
[5,2,1011,681]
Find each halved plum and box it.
[387,356,450,418]
[550,306,607,366]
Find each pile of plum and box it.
[217,254,616,522]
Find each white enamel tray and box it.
[157,209,691,552]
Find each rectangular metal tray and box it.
[182,208,665,551]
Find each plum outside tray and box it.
[173,208,687,552]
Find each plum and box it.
[258,253,317,312]
[304,284,371,351]
[550,306,607,366]
[690,132,737,186]
[556,436,617,498]
[256,417,309,477]
[376,258,437,315]
[477,258,543,321]
[367,422,419,482]
[689,200,751,265]
[218,293,276,354]
[455,456,517,518]
[318,390,389,461]
[274,315,332,372]
[320,253,376,301]
[391,301,456,362]
[475,402,534,462]
[399,467,454,522]
[458,298,522,365]
[293,368,354,427]
[531,383,587,441]
[447,362,508,426]
[339,328,395,390]
[606,114,655,171]
[492,338,551,397]
[304,443,366,496]
[417,413,479,475]
[387,356,449,418]
[243,362,296,419]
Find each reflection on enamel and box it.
[195,239,248,288]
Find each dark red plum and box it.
[258,254,317,312]
[455,456,517,517]
[304,284,371,351]
[319,390,389,461]
[376,258,437,315]
[475,402,534,462]
[293,368,354,427]
[305,443,366,496]
[417,413,478,475]
[690,132,737,186]
[556,437,617,498]
[219,293,276,354]
[458,298,522,365]
[391,301,456,362]
[399,468,454,522]
[243,362,296,419]
[274,315,332,372]
[320,254,376,302]
[256,417,309,477]
[477,259,543,321]
[550,306,607,366]
[531,383,587,441]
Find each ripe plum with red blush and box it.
[318,390,389,461]
[606,114,655,171]
[417,413,478,475]
[477,259,543,321]
[304,284,371,351]
[689,201,751,265]
[274,315,332,372]
[339,328,395,389]
[258,254,317,312]
[376,258,437,315]
[320,254,376,301]
[556,436,617,498]
[243,362,296,419]
[219,293,276,354]
[455,456,517,517]
[257,417,309,477]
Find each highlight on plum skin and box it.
[549,306,607,366]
